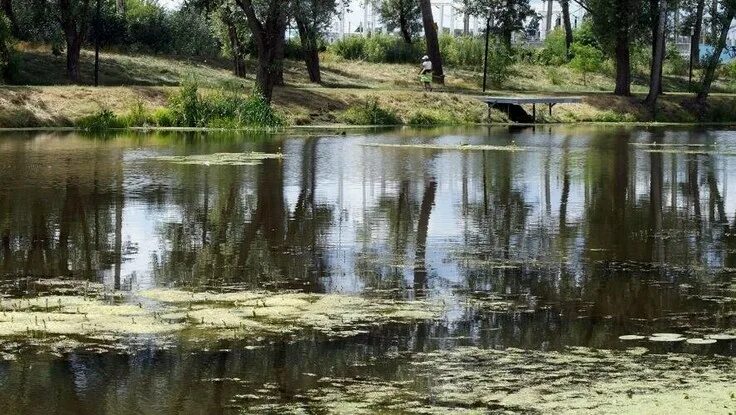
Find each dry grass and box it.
[3,46,736,127]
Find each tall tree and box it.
[418,0,444,83]
[696,0,736,104]
[588,0,648,96]
[560,0,572,58]
[691,0,705,65]
[0,0,16,35]
[377,0,421,44]
[234,0,289,101]
[59,0,91,83]
[294,0,339,83]
[646,0,667,105]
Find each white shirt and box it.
[421,60,432,71]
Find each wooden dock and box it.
[478,96,583,123]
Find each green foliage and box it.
[569,42,604,85]
[342,98,400,125]
[151,108,175,127]
[664,46,689,76]
[378,0,421,42]
[539,28,568,65]
[440,34,484,68]
[168,78,284,128]
[486,41,514,87]
[77,108,124,131]
[0,11,14,82]
[330,36,366,60]
[330,34,421,63]
[547,67,563,85]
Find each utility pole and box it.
[482,16,491,92]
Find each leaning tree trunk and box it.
[646,0,667,105]
[418,0,444,84]
[649,0,665,94]
[295,17,321,83]
[560,0,573,59]
[691,0,705,65]
[696,4,736,104]
[235,0,287,102]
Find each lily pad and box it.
[648,336,685,342]
[361,143,530,152]
[706,333,736,341]
[153,152,283,166]
[686,338,717,345]
[618,335,646,341]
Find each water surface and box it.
[0,126,734,413]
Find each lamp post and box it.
[482,15,490,92]
[94,0,100,87]
[689,27,695,88]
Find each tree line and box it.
[0,0,735,108]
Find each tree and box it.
[294,0,339,83]
[691,0,705,65]
[377,0,421,44]
[468,0,534,49]
[587,0,648,95]
[59,0,92,83]
[696,0,736,104]
[569,42,603,84]
[233,0,289,102]
[645,0,667,106]
[418,0,443,83]
[214,2,248,77]
[560,0,572,58]
[0,0,15,35]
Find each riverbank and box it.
[4,46,736,128]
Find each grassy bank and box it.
[3,45,736,128]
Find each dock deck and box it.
[478,96,583,122]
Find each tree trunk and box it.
[463,12,469,34]
[561,0,573,59]
[546,0,554,33]
[614,29,632,95]
[418,0,444,84]
[224,16,246,77]
[696,3,735,104]
[65,33,83,83]
[59,0,89,84]
[414,180,436,291]
[399,11,413,43]
[295,16,321,83]
[235,0,287,102]
[691,0,705,65]
[646,0,667,105]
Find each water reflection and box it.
[0,127,735,412]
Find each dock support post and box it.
[532,104,536,122]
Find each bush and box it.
[440,34,484,68]
[539,28,568,65]
[151,108,175,127]
[569,42,604,85]
[78,108,124,131]
[168,79,284,128]
[664,46,689,76]
[486,42,514,87]
[407,109,455,126]
[342,98,400,125]
[330,36,367,60]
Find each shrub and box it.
[330,36,366,60]
[539,28,568,65]
[486,42,514,87]
[0,12,14,82]
[569,42,604,85]
[151,107,175,127]
[441,34,484,68]
[342,98,400,125]
[78,108,124,131]
[122,100,151,127]
[407,109,454,126]
[167,79,283,128]
[547,67,563,85]
[664,46,689,76]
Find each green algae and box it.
[233,346,736,414]
[361,143,530,152]
[153,152,283,166]
[0,287,444,349]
